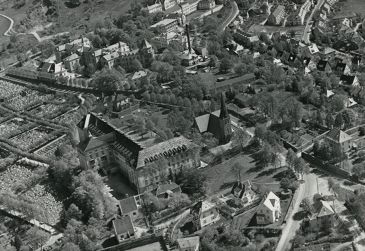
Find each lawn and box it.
[334,0,365,17]
[201,149,284,195]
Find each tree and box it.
[286,149,296,169]
[334,113,343,128]
[63,204,83,225]
[326,113,334,129]
[38,40,55,59]
[25,227,50,249]
[129,59,143,73]
[327,177,335,193]
[14,235,22,251]
[219,57,233,73]
[231,162,244,182]
[176,169,207,198]
[93,69,122,95]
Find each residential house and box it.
[324,128,352,153]
[154,182,181,199]
[317,60,332,73]
[55,37,91,62]
[303,57,317,74]
[161,0,182,11]
[63,54,80,72]
[150,18,179,33]
[231,180,258,206]
[191,200,220,229]
[177,236,200,251]
[298,43,319,58]
[112,215,135,243]
[194,93,232,144]
[119,196,142,220]
[308,200,336,231]
[198,0,216,10]
[339,75,360,87]
[334,62,351,76]
[256,191,281,225]
[37,61,65,76]
[267,5,285,25]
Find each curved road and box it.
[0,13,14,36]
[218,0,239,32]
[302,0,325,43]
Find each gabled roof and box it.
[340,75,357,85]
[261,191,280,211]
[317,60,330,71]
[112,215,134,235]
[137,136,198,168]
[78,132,115,152]
[64,53,80,61]
[326,128,352,143]
[195,114,210,133]
[317,200,335,218]
[119,196,138,214]
[177,236,200,250]
[155,182,181,197]
[231,180,253,199]
[192,200,216,216]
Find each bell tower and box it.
[219,93,232,144]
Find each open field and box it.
[335,0,365,17]
[201,151,283,195]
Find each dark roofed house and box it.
[308,200,336,231]
[317,60,332,73]
[231,180,258,206]
[325,127,352,153]
[194,93,232,144]
[155,182,181,199]
[112,215,135,243]
[339,75,359,87]
[334,62,351,75]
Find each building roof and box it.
[317,60,330,71]
[155,182,181,197]
[308,43,319,54]
[195,114,210,133]
[132,70,147,80]
[119,196,138,214]
[262,191,280,211]
[78,132,115,152]
[231,180,253,198]
[326,128,352,143]
[112,215,134,235]
[317,200,335,218]
[272,5,285,17]
[136,136,198,168]
[192,200,216,216]
[340,75,357,85]
[139,39,153,49]
[177,236,200,250]
[64,53,80,62]
[151,18,177,28]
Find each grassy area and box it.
[201,148,284,195]
[334,0,365,16]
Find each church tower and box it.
[218,93,232,144]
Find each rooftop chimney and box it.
[186,24,192,54]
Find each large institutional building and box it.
[76,113,201,193]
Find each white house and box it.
[191,200,220,229]
[256,191,281,225]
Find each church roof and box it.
[195,114,210,133]
[317,200,335,218]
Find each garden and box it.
[10,127,52,151]
[7,90,53,112]
[0,80,26,101]
[0,164,63,225]
[0,117,33,138]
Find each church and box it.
[194,93,232,144]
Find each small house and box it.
[112,215,135,243]
[231,180,258,206]
[317,60,332,73]
[191,200,220,229]
[119,196,142,220]
[256,191,281,225]
[154,182,181,199]
[177,236,200,251]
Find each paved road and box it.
[218,0,239,32]
[302,0,325,43]
[275,173,321,251]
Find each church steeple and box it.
[219,92,228,119]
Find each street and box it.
[218,0,239,33]
[276,172,330,251]
[302,0,326,43]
